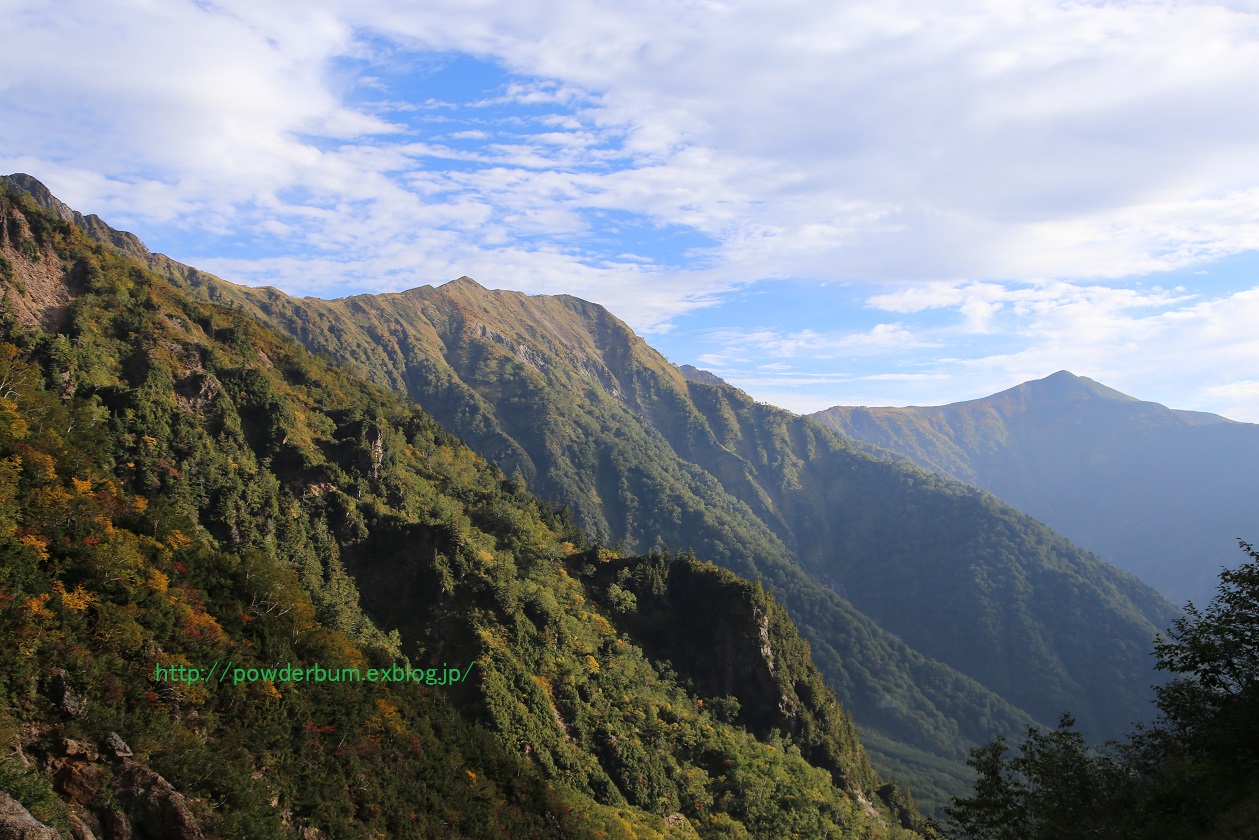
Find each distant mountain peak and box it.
[444,275,485,289]
[1022,370,1138,403]
[678,364,730,387]
[1032,370,1143,400]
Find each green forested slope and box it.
[4,174,1174,815]
[943,545,1259,840]
[143,269,1169,739]
[812,371,1259,608]
[7,224,1031,810]
[0,183,920,838]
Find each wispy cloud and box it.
[709,322,931,357]
[6,1,1259,306]
[5,0,1259,417]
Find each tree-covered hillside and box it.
[944,543,1259,840]
[812,371,1259,608]
[0,181,922,837]
[0,176,1032,805]
[2,173,1178,817]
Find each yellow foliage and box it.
[147,568,169,594]
[20,534,49,562]
[323,630,366,671]
[375,698,405,733]
[165,529,192,550]
[71,477,93,495]
[261,681,283,700]
[184,607,224,642]
[0,398,29,442]
[55,582,93,612]
[475,548,495,565]
[23,451,56,483]
[25,592,53,619]
[584,655,600,674]
[476,627,508,652]
[132,496,148,513]
[35,486,70,509]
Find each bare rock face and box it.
[65,812,98,840]
[112,761,203,840]
[98,809,130,840]
[99,736,130,762]
[0,790,61,840]
[51,760,99,809]
[31,733,204,840]
[45,671,86,721]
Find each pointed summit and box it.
[678,364,730,388]
[443,275,485,290]
[3,173,152,260]
[1019,370,1138,403]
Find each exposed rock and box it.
[677,364,729,388]
[52,760,99,808]
[173,372,218,414]
[0,174,150,261]
[113,761,203,840]
[45,671,86,720]
[66,812,97,840]
[98,809,130,840]
[100,736,130,761]
[0,790,61,839]
[58,742,93,762]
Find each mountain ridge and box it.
[813,371,1258,606]
[3,173,1178,815]
[0,177,924,837]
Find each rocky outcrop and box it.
[45,672,86,721]
[35,734,204,840]
[0,790,60,840]
[111,760,202,840]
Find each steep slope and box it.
[2,176,1035,811]
[5,174,1173,815]
[0,180,921,837]
[136,272,1170,736]
[813,371,1259,607]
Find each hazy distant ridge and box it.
[813,370,1259,606]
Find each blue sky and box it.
[4,0,1259,419]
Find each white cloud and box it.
[6,0,1259,418]
[6,0,1259,310]
[709,322,932,357]
[859,281,1259,421]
